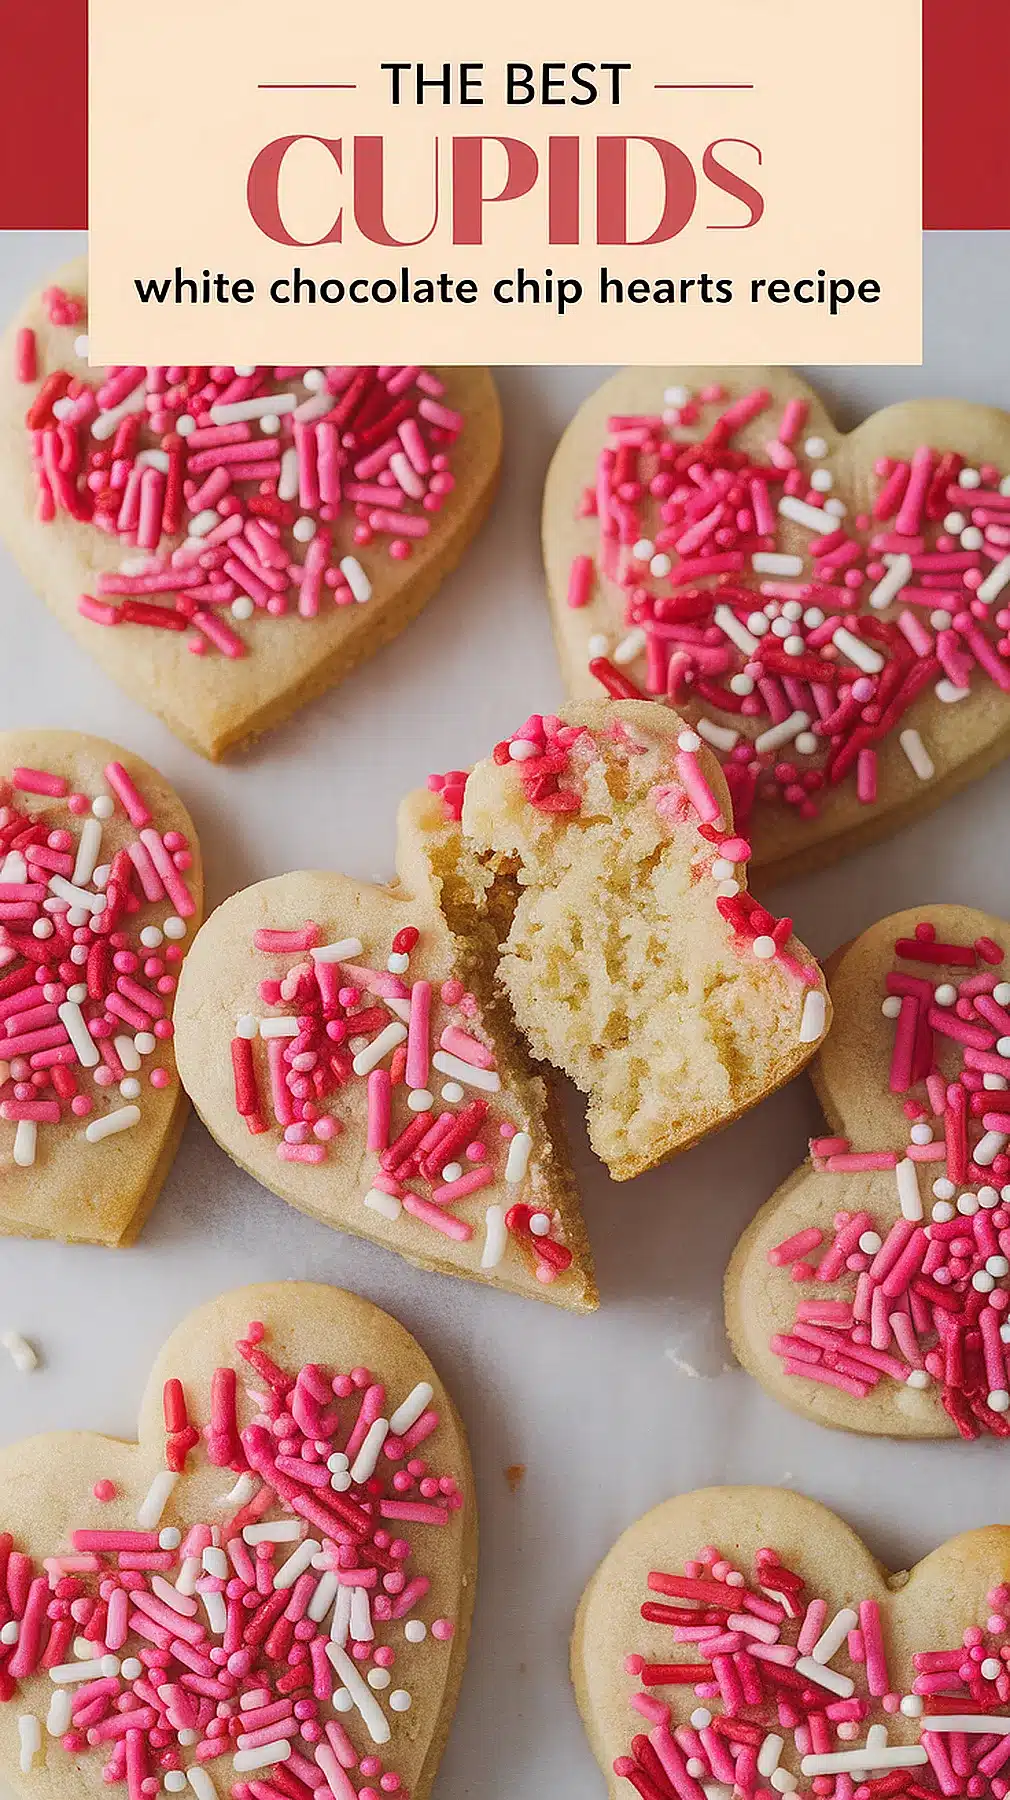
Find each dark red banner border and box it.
[0,0,1007,231]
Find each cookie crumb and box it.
[505,1463,526,1493]
[0,1331,39,1373]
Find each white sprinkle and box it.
[210,394,297,426]
[899,729,934,781]
[273,1538,321,1590]
[293,516,317,543]
[50,1655,121,1683]
[714,605,760,656]
[758,1734,784,1778]
[802,1747,927,1776]
[91,384,147,440]
[72,816,103,886]
[311,938,364,963]
[755,711,810,755]
[85,1105,142,1144]
[441,1081,465,1103]
[233,1742,293,1773]
[307,1571,340,1623]
[753,936,777,960]
[12,1120,37,1168]
[832,627,884,674]
[432,1050,501,1092]
[868,554,912,611]
[650,554,672,578]
[481,1204,507,1269]
[278,446,300,502]
[18,1715,41,1773]
[114,1034,142,1074]
[614,629,647,666]
[916,1717,1010,1735]
[137,1470,178,1529]
[243,1519,303,1545]
[0,1622,17,1645]
[976,1130,1008,1167]
[216,1477,260,1512]
[367,1666,391,1690]
[188,509,222,539]
[324,1643,391,1744]
[363,1188,402,1222]
[49,874,106,913]
[259,1017,300,1039]
[387,952,410,975]
[389,1382,434,1436]
[804,436,828,458]
[232,596,255,622]
[799,989,826,1045]
[936,678,970,703]
[752,553,803,577]
[810,1607,859,1665]
[810,468,833,492]
[163,916,186,941]
[978,557,1010,604]
[529,1211,551,1236]
[352,1022,407,1077]
[677,730,702,752]
[587,633,609,658]
[504,1131,533,1184]
[330,1585,353,1647]
[697,717,740,753]
[404,1620,426,1643]
[46,1689,72,1735]
[349,1418,390,1483]
[406,1088,433,1112]
[349,1586,373,1643]
[388,1690,411,1712]
[340,556,372,604]
[895,1157,923,1221]
[961,526,984,550]
[795,1656,854,1698]
[633,538,655,561]
[778,494,837,532]
[794,732,819,756]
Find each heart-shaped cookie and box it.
[0,728,202,1245]
[0,1281,474,1800]
[543,367,1010,885]
[461,701,830,1180]
[726,904,1010,1441]
[172,787,598,1311]
[0,261,501,760]
[573,1484,1010,1800]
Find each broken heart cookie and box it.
[0,1281,474,1800]
[0,728,202,1245]
[172,788,597,1311]
[726,904,1010,1440]
[0,262,501,759]
[461,701,830,1180]
[543,367,1010,884]
[573,1484,1010,1800]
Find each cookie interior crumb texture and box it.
[462,701,830,1180]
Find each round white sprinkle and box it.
[794,732,819,757]
[234,365,257,377]
[783,636,806,658]
[933,983,957,1007]
[983,1658,1003,1680]
[980,1186,1001,1209]
[32,919,54,940]
[882,998,903,1022]
[687,1761,706,1780]
[0,1622,18,1645]
[900,1694,924,1718]
[140,926,164,949]
[404,1620,427,1643]
[387,952,410,975]
[633,538,655,561]
[163,917,186,941]
[960,468,982,488]
[974,1270,995,1292]
[824,499,847,519]
[73,334,90,358]
[587,634,609,658]
[92,794,114,820]
[944,512,966,534]
[690,1709,712,1730]
[752,936,776,960]
[995,983,1010,1007]
[729,673,755,697]
[711,859,734,880]
[121,1657,143,1680]
[177,1729,198,1748]
[293,516,317,543]
[231,596,255,622]
[958,1192,980,1216]
[677,731,702,753]
[650,554,672,578]
[175,415,196,437]
[910,1123,933,1145]
[333,1689,353,1714]
[988,1255,1010,1277]
[529,1212,552,1237]
[388,1691,412,1713]
[159,1527,182,1550]
[119,1078,141,1100]
[782,600,804,622]
[70,945,89,966]
[367,1668,391,1690]
[929,609,953,632]
[441,1082,465,1103]
[165,1774,188,1793]
[810,468,833,492]
[303,369,326,392]
[931,1201,955,1223]
[961,526,984,549]
[858,1231,883,1255]
[67,983,88,1005]
[508,739,538,762]
[804,436,828,459]
[259,413,281,436]
[989,1390,1010,1413]
[906,1369,930,1389]
[441,1162,463,1184]
[101,1655,121,1678]
[330,1472,351,1493]
[932,1177,956,1201]
[802,606,825,629]
[407,1089,434,1112]
[327,1452,349,1472]
[746,612,769,637]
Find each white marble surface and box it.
[1,229,1010,1797]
